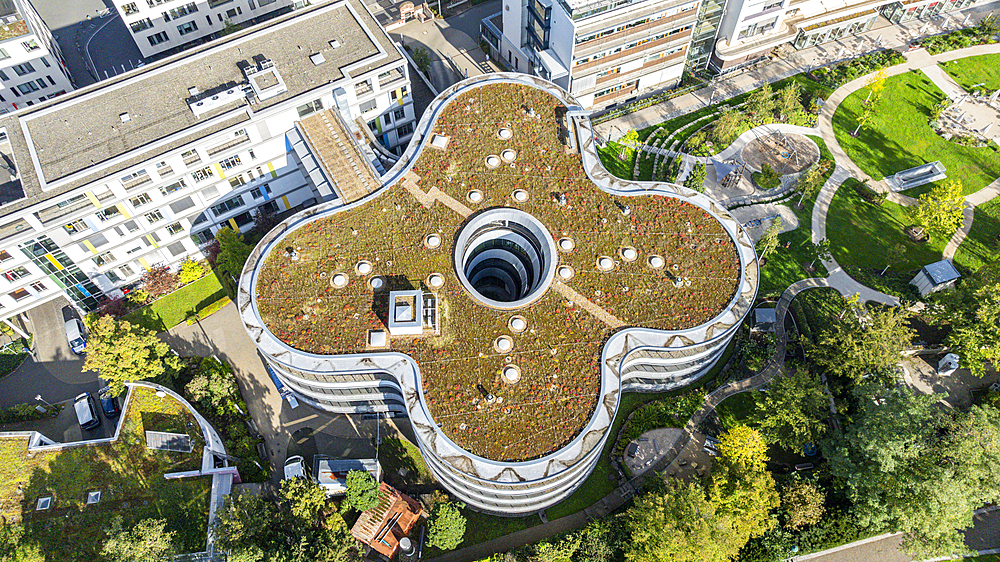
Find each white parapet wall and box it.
[238,73,759,516]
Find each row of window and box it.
[574,23,694,66]
[575,2,697,44]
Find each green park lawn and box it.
[955,198,1000,272]
[832,70,1000,197]
[939,54,1000,92]
[123,274,227,332]
[826,180,945,273]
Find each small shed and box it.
[752,307,777,333]
[910,259,961,296]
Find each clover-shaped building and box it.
[238,73,758,515]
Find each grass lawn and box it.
[716,391,758,430]
[758,194,829,297]
[832,70,1000,197]
[379,437,436,488]
[826,179,945,272]
[124,274,227,332]
[939,54,1000,92]
[1,386,211,561]
[954,198,1000,272]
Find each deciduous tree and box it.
[754,369,828,451]
[280,477,329,522]
[912,180,965,242]
[684,162,707,193]
[83,316,182,396]
[808,306,914,381]
[946,281,1000,376]
[342,470,381,512]
[427,501,467,551]
[101,517,175,562]
[757,218,783,260]
[215,227,253,282]
[795,160,830,206]
[140,265,177,298]
[185,358,240,416]
[781,478,825,529]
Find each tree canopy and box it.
[808,305,914,381]
[427,501,467,551]
[83,315,182,396]
[101,517,175,562]
[754,369,829,451]
[945,281,1000,377]
[912,180,965,242]
[342,470,381,512]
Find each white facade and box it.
[0,0,413,321]
[116,0,294,59]
[485,0,700,109]
[0,0,73,112]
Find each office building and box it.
[0,0,413,326]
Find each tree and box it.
[83,316,182,396]
[625,479,741,562]
[427,501,467,551]
[746,83,775,123]
[808,306,914,381]
[912,180,965,241]
[412,46,431,76]
[852,102,875,136]
[185,358,240,416]
[863,67,889,105]
[215,227,253,293]
[794,160,830,206]
[101,517,175,562]
[709,425,779,554]
[777,81,802,122]
[717,424,769,471]
[781,479,825,529]
[881,243,906,275]
[177,259,207,285]
[756,218,782,261]
[803,238,832,270]
[947,281,1000,376]
[712,109,746,147]
[684,162,707,193]
[140,264,177,298]
[342,470,381,512]
[280,477,329,522]
[754,369,828,451]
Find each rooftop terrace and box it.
[255,82,741,462]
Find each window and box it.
[0,250,12,262]
[192,230,214,244]
[94,251,116,266]
[4,267,29,281]
[148,31,169,46]
[166,222,184,235]
[250,187,262,199]
[9,288,29,301]
[168,2,197,18]
[397,122,414,137]
[192,166,214,182]
[35,79,46,90]
[130,18,153,32]
[219,155,241,170]
[64,219,89,235]
[393,108,406,121]
[762,0,783,9]
[226,8,237,17]
[12,63,34,76]
[229,175,246,188]
[296,99,322,117]
[46,75,55,86]
[248,148,255,160]
[16,82,39,95]
[21,40,39,52]
[158,179,186,196]
[96,207,121,222]
[144,210,164,223]
[383,114,392,126]
[41,58,50,68]
[181,149,201,164]
[126,245,143,255]
[124,220,140,233]
[106,270,121,283]
[211,195,243,216]
[130,193,153,207]
[0,49,9,60]
[120,264,135,276]
[121,2,139,14]
[177,21,198,35]
[359,99,377,114]
[29,281,45,292]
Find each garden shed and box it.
[910,259,961,296]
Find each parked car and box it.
[73,392,101,430]
[98,388,120,419]
[283,455,306,480]
[64,318,86,354]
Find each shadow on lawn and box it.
[126,303,167,333]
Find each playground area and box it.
[741,132,820,175]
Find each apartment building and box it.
[0,0,73,113]
[481,0,700,108]
[116,0,295,59]
[0,0,414,323]
[712,0,986,71]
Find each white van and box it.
[64,319,86,354]
[73,392,101,430]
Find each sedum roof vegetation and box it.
[256,83,740,462]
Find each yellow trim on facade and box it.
[138,257,150,270]
[228,218,238,230]
[267,162,277,179]
[84,191,102,208]
[396,88,403,106]
[281,195,290,210]
[82,240,98,254]
[145,235,159,248]
[214,163,225,180]
[115,203,132,219]
[44,254,64,270]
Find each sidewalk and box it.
[595,2,1000,141]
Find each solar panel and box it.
[145,431,194,453]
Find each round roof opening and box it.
[454,208,557,310]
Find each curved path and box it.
[816,43,1000,264]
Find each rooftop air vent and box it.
[188,87,199,96]
[329,40,341,49]
[310,53,326,65]
[36,497,51,511]
[119,113,130,123]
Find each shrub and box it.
[0,402,59,423]
[614,392,704,454]
[177,259,207,285]
[203,238,221,267]
[427,501,467,551]
[140,265,177,298]
[684,162,707,193]
[127,289,150,306]
[848,178,885,206]
[811,49,904,88]
[916,16,999,54]
[97,297,130,318]
[184,357,240,416]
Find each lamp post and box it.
[34,394,54,409]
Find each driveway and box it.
[159,303,409,485]
[391,1,501,93]
[0,297,101,409]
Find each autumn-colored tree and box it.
[140,265,177,298]
[83,315,182,396]
[782,479,825,529]
[912,180,966,241]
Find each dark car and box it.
[98,388,120,419]
[73,392,101,430]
